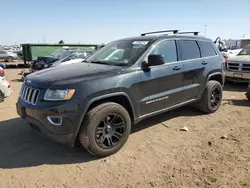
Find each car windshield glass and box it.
[85,40,151,66]
[50,50,73,59]
[238,45,250,55]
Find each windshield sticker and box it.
[132,41,149,45]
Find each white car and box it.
[53,57,85,66]
[0,66,12,102]
[225,48,242,57]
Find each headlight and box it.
[44,89,75,101]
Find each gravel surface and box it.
[0,69,250,188]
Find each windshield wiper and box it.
[90,61,114,65]
[87,60,128,67]
[114,62,128,66]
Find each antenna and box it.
[141,30,179,36]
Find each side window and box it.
[0,51,6,54]
[179,40,201,61]
[198,41,217,57]
[150,40,177,63]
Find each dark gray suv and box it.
[17,30,225,157]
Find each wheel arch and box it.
[197,72,224,100]
[207,72,224,86]
[74,92,135,145]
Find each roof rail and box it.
[141,30,179,36]
[176,31,199,36]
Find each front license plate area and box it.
[233,73,243,78]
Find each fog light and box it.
[47,116,62,126]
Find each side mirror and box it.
[146,54,165,67]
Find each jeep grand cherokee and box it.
[17,30,225,157]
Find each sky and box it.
[0,0,250,45]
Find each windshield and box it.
[85,40,151,66]
[238,45,250,55]
[50,50,74,59]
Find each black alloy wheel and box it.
[95,113,126,149]
[210,87,222,109]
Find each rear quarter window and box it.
[198,41,217,57]
[179,40,201,61]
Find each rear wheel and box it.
[196,80,223,113]
[79,102,131,157]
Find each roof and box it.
[119,34,209,42]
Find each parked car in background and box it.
[21,48,94,79]
[17,30,225,157]
[30,48,94,72]
[0,50,18,62]
[224,44,250,83]
[49,50,92,67]
[0,64,12,102]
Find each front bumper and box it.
[16,99,82,147]
[225,70,250,83]
[26,116,75,146]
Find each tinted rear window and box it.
[198,41,217,57]
[179,40,200,61]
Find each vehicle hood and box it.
[227,55,250,62]
[26,63,122,85]
[35,56,59,64]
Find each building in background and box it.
[223,34,250,50]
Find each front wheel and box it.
[196,80,223,113]
[6,56,14,62]
[79,102,131,157]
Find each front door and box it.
[138,39,184,116]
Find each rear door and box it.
[139,39,184,116]
[178,39,210,101]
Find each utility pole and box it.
[43,36,46,44]
[204,25,207,37]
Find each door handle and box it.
[202,61,208,65]
[173,66,181,71]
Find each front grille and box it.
[227,62,240,71]
[242,64,250,72]
[227,62,250,73]
[20,85,40,105]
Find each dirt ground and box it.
[0,69,250,188]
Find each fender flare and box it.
[198,72,224,99]
[207,72,223,83]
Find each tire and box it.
[6,56,14,62]
[246,88,250,100]
[0,91,4,103]
[246,93,250,100]
[79,102,131,157]
[196,80,223,114]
